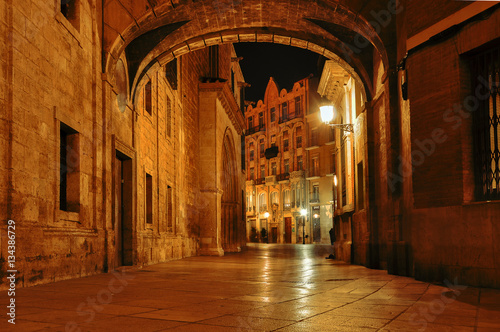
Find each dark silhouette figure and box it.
[261,228,268,243]
[327,228,336,259]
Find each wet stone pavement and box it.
[1,244,500,331]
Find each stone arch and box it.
[221,128,239,252]
[103,0,392,103]
[129,31,370,108]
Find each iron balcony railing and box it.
[279,112,301,124]
[277,173,290,182]
[246,124,266,135]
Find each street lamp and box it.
[300,209,307,245]
[320,104,354,133]
[333,175,338,212]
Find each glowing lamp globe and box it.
[320,105,334,124]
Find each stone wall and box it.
[1,0,106,286]
[0,1,243,288]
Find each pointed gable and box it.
[264,77,279,105]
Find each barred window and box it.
[470,45,500,200]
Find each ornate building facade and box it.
[245,77,321,244]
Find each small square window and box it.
[60,0,80,30]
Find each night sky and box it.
[233,43,326,102]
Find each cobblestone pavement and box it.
[1,244,499,331]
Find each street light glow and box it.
[333,174,338,187]
[264,212,270,218]
[320,105,334,124]
[300,209,307,216]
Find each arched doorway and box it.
[221,130,239,252]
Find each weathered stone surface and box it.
[1,0,499,290]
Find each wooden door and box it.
[271,227,278,243]
[285,217,292,243]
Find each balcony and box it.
[279,113,301,124]
[277,172,290,183]
[265,175,277,185]
[246,124,266,135]
[290,170,305,180]
[255,177,265,185]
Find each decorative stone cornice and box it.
[199,82,246,135]
[318,61,348,105]
[318,60,367,105]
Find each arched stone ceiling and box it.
[103,0,396,101]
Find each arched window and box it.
[283,190,291,210]
[271,192,279,206]
[259,193,266,211]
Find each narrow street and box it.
[2,244,499,331]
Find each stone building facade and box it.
[1,0,500,289]
[316,61,368,261]
[0,0,246,287]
